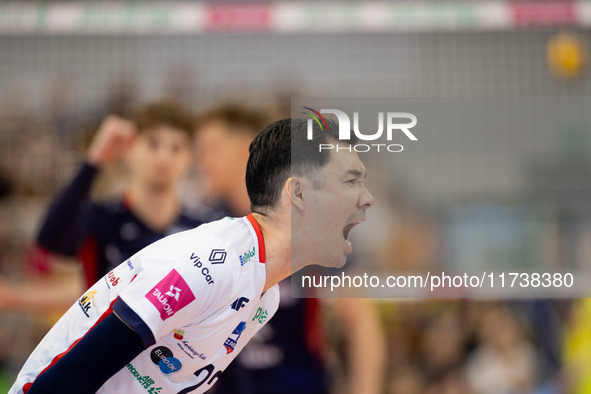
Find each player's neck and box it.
[126,182,180,231]
[252,212,292,293]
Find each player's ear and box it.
[288,176,305,211]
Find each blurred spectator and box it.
[387,363,426,394]
[420,307,468,381]
[0,95,63,196]
[162,65,198,107]
[104,75,137,118]
[45,76,81,146]
[465,303,541,394]
[426,368,474,394]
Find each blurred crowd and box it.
[0,79,589,394]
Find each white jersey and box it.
[11,215,279,394]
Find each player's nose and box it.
[359,185,374,210]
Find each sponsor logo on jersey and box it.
[78,290,97,318]
[173,329,184,340]
[127,259,134,270]
[171,329,207,360]
[231,297,249,311]
[224,321,247,354]
[126,363,161,392]
[165,286,182,301]
[146,269,196,321]
[209,249,226,264]
[150,346,183,375]
[252,307,269,324]
[190,252,214,285]
[105,270,120,288]
[175,340,207,361]
[239,246,255,266]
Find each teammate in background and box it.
[194,104,268,217]
[36,101,210,288]
[196,105,385,394]
[10,117,375,393]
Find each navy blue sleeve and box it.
[112,298,157,348]
[36,162,99,256]
[26,312,146,394]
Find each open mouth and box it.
[343,223,356,241]
[343,219,363,247]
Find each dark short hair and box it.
[132,101,194,139]
[246,118,340,212]
[196,104,268,137]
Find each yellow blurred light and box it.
[547,32,588,79]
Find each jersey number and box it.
[177,364,223,394]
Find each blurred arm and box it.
[0,261,82,314]
[36,162,98,255]
[26,311,146,394]
[36,115,136,255]
[334,298,386,394]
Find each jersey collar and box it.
[246,213,266,264]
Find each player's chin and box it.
[316,241,350,268]
[317,258,347,269]
[339,239,354,264]
[334,257,347,269]
[331,248,350,269]
[316,252,348,269]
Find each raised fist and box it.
[86,115,137,167]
